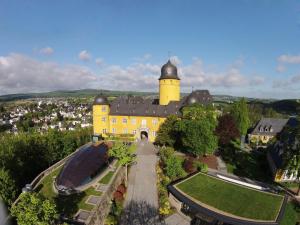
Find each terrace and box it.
[168,172,287,225]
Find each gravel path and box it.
[120,140,165,225]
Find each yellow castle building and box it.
[93,60,212,142]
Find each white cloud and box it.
[133,53,152,62]
[95,58,104,66]
[78,50,91,61]
[170,55,181,65]
[276,64,286,73]
[39,47,54,55]
[273,73,300,88]
[0,54,96,95]
[277,54,300,64]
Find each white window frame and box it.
[112,128,116,133]
[122,118,127,124]
[101,117,106,122]
[101,106,106,112]
[112,118,117,124]
[131,118,136,125]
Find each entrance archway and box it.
[140,131,148,140]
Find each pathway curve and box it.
[120,140,165,225]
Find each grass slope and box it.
[177,173,284,221]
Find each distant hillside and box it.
[0,89,156,102]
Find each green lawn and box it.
[37,166,102,217]
[99,171,115,184]
[176,173,284,221]
[280,202,299,225]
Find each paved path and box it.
[120,140,165,225]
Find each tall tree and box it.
[282,123,300,193]
[11,193,58,225]
[175,105,218,156]
[215,114,240,145]
[231,98,250,136]
[0,168,17,206]
[155,115,178,147]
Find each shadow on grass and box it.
[55,192,87,217]
[221,143,273,183]
[119,200,165,225]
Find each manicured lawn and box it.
[280,202,300,225]
[37,166,102,217]
[37,166,63,199]
[99,171,115,184]
[176,173,284,221]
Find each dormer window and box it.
[264,126,268,132]
[259,126,263,132]
[269,126,273,132]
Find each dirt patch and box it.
[198,155,218,170]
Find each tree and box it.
[281,123,300,193]
[11,193,58,225]
[215,114,240,145]
[155,115,178,147]
[109,142,136,184]
[0,168,17,206]
[175,105,218,156]
[230,98,250,136]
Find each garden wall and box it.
[85,166,126,225]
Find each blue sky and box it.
[0,0,300,98]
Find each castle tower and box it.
[159,60,180,105]
[93,95,110,136]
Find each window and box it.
[133,130,137,135]
[102,106,106,112]
[152,119,158,125]
[142,119,147,127]
[123,129,128,134]
[122,118,127,124]
[102,129,107,134]
[112,128,116,134]
[101,117,106,122]
[112,118,117,124]
[131,118,136,125]
[152,131,156,137]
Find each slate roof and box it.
[251,118,289,136]
[56,143,108,190]
[108,90,212,117]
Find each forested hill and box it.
[0,89,156,102]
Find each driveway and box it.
[120,140,165,225]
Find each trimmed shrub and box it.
[165,156,187,180]
[159,147,175,164]
[117,184,126,195]
[194,161,208,173]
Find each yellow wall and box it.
[93,104,109,136]
[249,134,274,144]
[93,109,167,142]
[159,79,180,105]
[108,115,166,142]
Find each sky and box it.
[0,0,300,99]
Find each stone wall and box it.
[85,166,126,225]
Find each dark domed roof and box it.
[159,60,180,80]
[93,95,109,105]
[185,90,212,106]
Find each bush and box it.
[159,147,175,164]
[183,157,197,173]
[194,161,208,173]
[165,156,187,180]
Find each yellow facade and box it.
[93,104,110,135]
[249,134,274,144]
[159,79,180,105]
[94,113,166,142]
